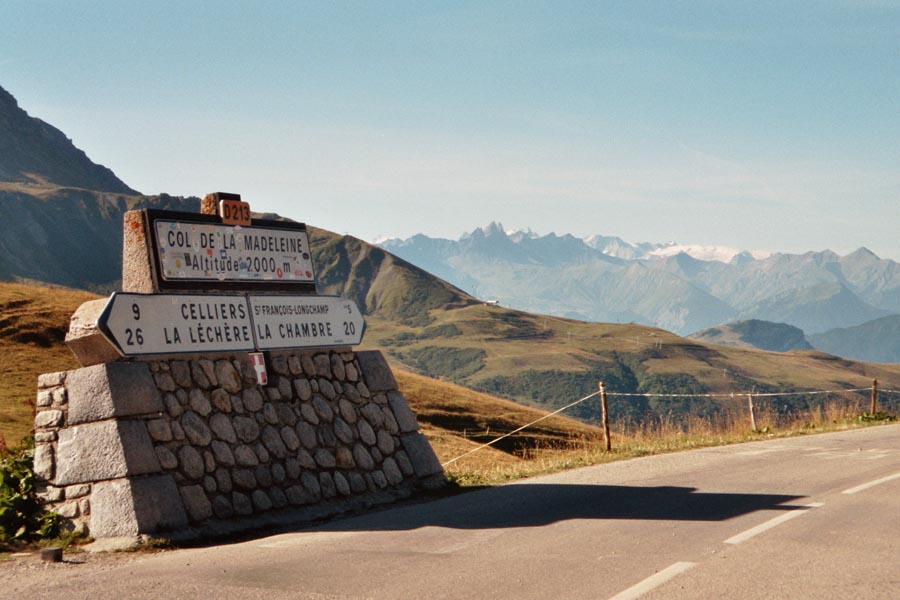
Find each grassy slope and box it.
[360,303,900,413]
[396,369,600,463]
[3,279,899,452]
[0,282,99,443]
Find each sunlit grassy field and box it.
[359,303,900,418]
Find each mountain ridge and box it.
[809,315,900,363]
[0,84,138,194]
[380,226,900,336]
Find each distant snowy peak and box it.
[386,224,771,265]
[583,234,643,259]
[583,235,768,263]
[372,235,400,245]
[505,227,539,242]
[647,244,771,263]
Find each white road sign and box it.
[248,295,365,350]
[98,293,255,356]
[154,220,315,284]
[97,293,365,356]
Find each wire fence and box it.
[441,380,899,468]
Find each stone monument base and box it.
[35,349,445,540]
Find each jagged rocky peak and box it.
[0,83,138,195]
[481,221,507,237]
[461,221,506,240]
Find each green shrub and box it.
[398,346,486,379]
[420,323,462,339]
[0,437,59,544]
[858,411,897,423]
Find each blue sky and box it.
[3,1,899,257]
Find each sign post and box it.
[97,194,366,358]
[97,293,256,356]
[96,293,365,357]
[248,295,365,350]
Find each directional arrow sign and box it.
[98,293,255,356]
[248,295,365,350]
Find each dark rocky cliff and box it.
[0,85,138,194]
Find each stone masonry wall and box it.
[34,349,444,539]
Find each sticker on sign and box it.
[153,220,315,284]
[98,293,256,356]
[248,295,365,350]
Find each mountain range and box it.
[2,82,899,366]
[380,224,900,349]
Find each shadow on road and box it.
[317,484,807,532]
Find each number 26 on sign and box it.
[126,302,144,346]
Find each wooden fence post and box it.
[871,379,878,414]
[748,392,757,432]
[599,381,611,451]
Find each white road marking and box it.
[806,448,897,460]
[811,452,847,459]
[724,503,824,545]
[842,472,900,495]
[736,448,786,456]
[608,562,697,600]
[738,446,896,460]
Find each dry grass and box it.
[396,367,888,486]
[395,371,884,486]
[433,398,889,487]
[0,282,99,444]
[396,369,601,460]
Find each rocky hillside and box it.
[0,85,137,194]
[0,187,198,291]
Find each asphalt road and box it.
[5,424,900,599]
